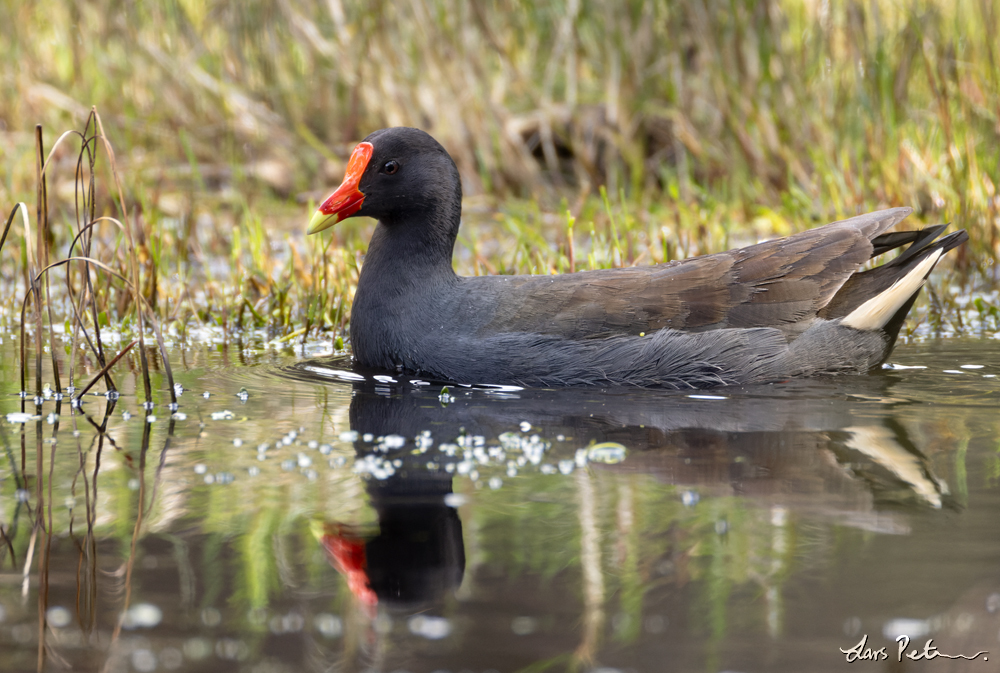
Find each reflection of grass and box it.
[2,355,995,670]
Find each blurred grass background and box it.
[1,0,998,339]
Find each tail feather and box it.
[821,226,968,323]
[841,249,943,331]
[870,224,947,263]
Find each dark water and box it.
[2,336,1000,672]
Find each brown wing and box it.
[475,208,914,339]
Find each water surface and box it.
[1,335,999,672]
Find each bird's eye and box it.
[383,160,399,175]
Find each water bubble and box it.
[11,623,33,643]
[362,433,374,443]
[444,493,467,508]
[215,638,248,660]
[15,489,30,503]
[681,490,699,507]
[315,613,343,638]
[511,616,538,635]
[270,611,305,633]
[211,410,234,421]
[882,618,929,640]
[200,607,222,627]
[540,464,556,475]
[489,477,503,490]
[612,613,632,634]
[232,438,243,447]
[715,519,729,535]
[408,615,452,639]
[519,421,532,432]
[558,460,575,475]
[203,391,211,399]
[146,415,157,423]
[131,649,157,673]
[5,412,39,424]
[122,603,163,629]
[122,411,132,421]
[194,464,207,475]
[247,466,260,477]
[159,647,183,670]
[297,454,312,468]
[46,606,73,628]
[183,637,213,660]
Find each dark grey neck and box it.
[350,209,462,371]
[359,198,462,288]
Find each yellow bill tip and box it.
[307,209,337,235]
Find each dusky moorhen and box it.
[307,127,966,389]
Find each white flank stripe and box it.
[841,249,943,331]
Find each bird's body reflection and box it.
[289,357,954,613]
